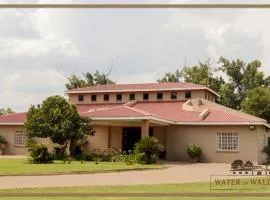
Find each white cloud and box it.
[0,0,270,111]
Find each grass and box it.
[0,159,165,176]
[1,183,270,200]
[1,159,270,199]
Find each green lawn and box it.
[0,159,165,176]
[1,159,270,199]
[1,183,270,200]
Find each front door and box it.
[122,127,141,152]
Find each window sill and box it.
[216,150,239,153]
[14,145,26,148]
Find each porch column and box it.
[108,126,111,148]
[141,119,149,138]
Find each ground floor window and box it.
[15,131,26,146]
[216,133,239,151]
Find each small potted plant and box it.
[187,144,202,163]
[0,135,7,155]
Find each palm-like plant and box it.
[134,137,164,164]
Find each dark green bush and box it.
[123,153,136,165]
[52,147,68,160]
[0,135,7,144]
[187,144,202,159]
[134,137,164,164]
[28,144,54,164]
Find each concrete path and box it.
[0,162,230,189]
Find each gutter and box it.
[65,87,220,97]
[0,123,24,125]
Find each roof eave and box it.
[174,121,270,128]
[0,123,24,126]
[90,116,171,125]
[65,87,219,97]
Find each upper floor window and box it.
[157,92,163,100]
[15,131,26,146]
[129,93,135,101]
[78,95,84,102]
[171,91,177,99]
[216,133,239,151]
[91,94,97,102]
[143,93,149,100]
[185,91,191,99]
[104,94,109,101]
[116,94,122,101]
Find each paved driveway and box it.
[0,162,230,189]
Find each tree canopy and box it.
[25,96,94,153]
[0,108,15,115]
[65,70,115,90]
[241,87,270,122]
[158,57,270,110]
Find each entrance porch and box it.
[84,118,168,156]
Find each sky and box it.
[1,0,270,111]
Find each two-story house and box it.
[0,82,270,163]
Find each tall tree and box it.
[157,70,181,82]
[179,61,225,93]
[241,87,270,122]
[25,95,94,155]
[65,70,115,90]
[157,57,270,111]
[157,61,225,94]
[0,108,15,115]
[218,57,268,109]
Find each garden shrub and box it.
[52,147,68,161]
[28,144,54,164]
[134,137,164,164]
[0,135,7,145]
[186,144,202,161]
[123,152,136,165]
[82,148,123,162]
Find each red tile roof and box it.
[0,112,27,124]
[132,101,201,122]
[0,100,267,126]
[205,108,264,123]
[78,100,267,124]
[76,103,123,113]
[81,106,153,118]
[66,82,218,96]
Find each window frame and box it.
[14,130,26,146]
[104,94,110,101]
[216,132,239,152]
[78,95,84,102]
[116,93,122,101]
[171,91,177,100]
[91,94,97,102]
[129,93,135,101]
[143,93,149,100]
[157,92,163,100]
